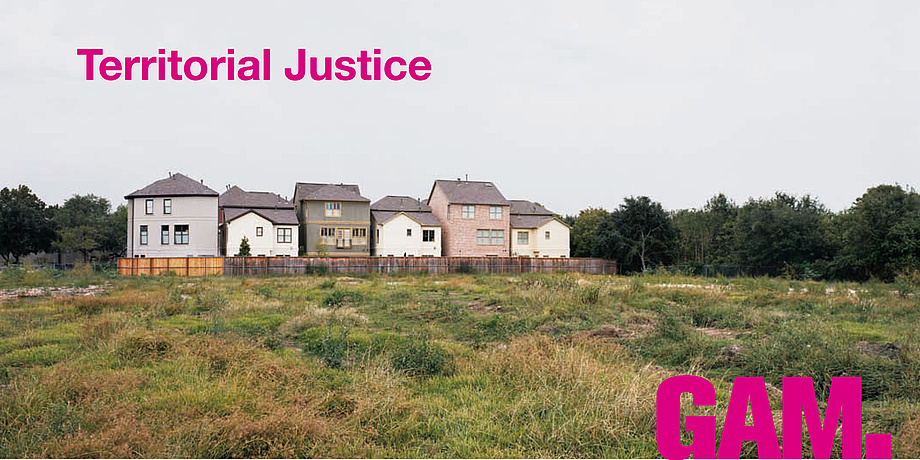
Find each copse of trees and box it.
[0,186,126,265]
[570,184,920,280]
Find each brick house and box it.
[427,179,511,257]
[293,183,371,256]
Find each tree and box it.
[237,236,251,256]
[831,184,920,281]
[0,185,57,264]
[54,194,113,262]
[595,196,677,273]
[673,193,738,265]
[732,192,832,270]
[99,205,128,259]
[569,207,610,257]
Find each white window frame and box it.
[352,228,367,245]
[325,202,342,217]
[476,229,489,245]
[461,205,475,219]
[491,229,504,245]
[489,206,502,220]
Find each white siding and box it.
[374,214,441,257]
[225,212,299,257]
[128,196,218,257]
[511,219,570,258]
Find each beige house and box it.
[293,183,371,256]
[126,173,219,258]
[371,196,442,257]
[219,186,298,257]
[509,200,570,258]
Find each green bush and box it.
[390,336,452,377]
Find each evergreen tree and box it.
[237,236,251,256]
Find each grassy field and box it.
[2,266,920,457]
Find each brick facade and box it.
[428,183,510,257]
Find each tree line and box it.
[565,184,920,281]
[0,185,126,264]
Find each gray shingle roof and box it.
[372,210,442,227]
[125,173,218,199]
[293,183,369,203]
[510,215,556,229]
[509,199,554,216]
[220,186,292,208]
[224,208,299,226]
[371,196,432,212]
[431,180,510,206]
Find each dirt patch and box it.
[852,340,900,359]
[695,327,737,339]
[0,284,108,302]
[574,325,636,340]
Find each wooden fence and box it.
[118,257,616,276]
[117,257,224,276]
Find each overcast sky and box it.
[2,1,919,215]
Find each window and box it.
[406,228,412,237]
[320,227,335,245]
[545,231,551,240]
[174,225,189,244]
[139,225,148,245]
[277,227,292,243]
[461,205,475,219]
[145,199,153,215]
[491,229,504,245]
[336,228,351,248]
[163,199,172,215]
[476,229,490,245]
[423,229,435,242]
[517,231,529,245]
[352,228,367,245]
[490,206,502,220]
[161,225,169,245]
[256,226,263,237]
[325,202,341,217]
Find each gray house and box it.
[293,183,371,256]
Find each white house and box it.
[219,186,299,257]
[509,200,570,258]
[126,173,219,258]
[371,196,442,257]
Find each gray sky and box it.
[2,1,919,215]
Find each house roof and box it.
[125,173,219,199]
[371,210,442,227]
[510,215,557,229]
[220,186,292,209]
[293,183,369,203]
[430,180,510,206]
[224,208,299,226]
[371,195,432,212]
[509,199,554,216]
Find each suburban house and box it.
[125,173,219,258]
[219,186,299,257]
[509,200,571,258]
[293,183,371,256]
[427,179,511,257]
[370,196,442,257]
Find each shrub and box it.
[390,336,452,377]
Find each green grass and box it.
[2,271,920,457]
